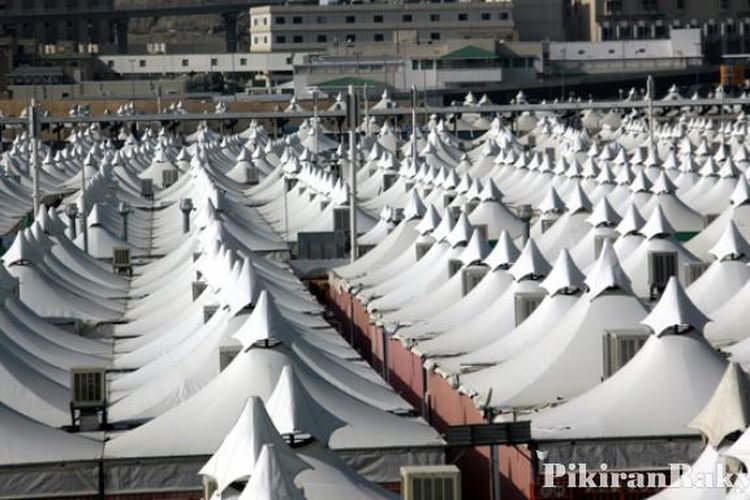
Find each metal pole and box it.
[283,177,289,242]
[363,84,369,135]
[411,85,418,166]
[348,85,358,262]
[29,99,41,217]
[647,75,654,146]
[81,160,88,254]
[313,89,319,169]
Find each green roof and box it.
[316,76,386,89]
[440,45,499,60]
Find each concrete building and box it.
[548,28,703,74]
[292,40,540,96]
[100,53,294,90]
[572,0,750,59]
[0,0,115,53]
[249,2,515,53]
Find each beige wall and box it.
[249,2,515,53]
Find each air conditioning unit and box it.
[401,465,461,500]
[219,345,242,371]
[333,206,350,232]
[461,265,488,296]
[141,178,154,199]
[514,293,544,326]
[416,241,433,260]
[448,259,463,278]
[192,281,207,300]
[602,329,649,379]
[682,261,711,287]
[112,247,132,276]
[541,218,556,233]
[70,367,107,431]
[204,305,219,323]
[383,173,398,192]
[162,169,179,188]
[648,251,677,299]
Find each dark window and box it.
[317,34,327,42]
[500,12,509,19]
[430,32,440,40]
[676,0,685,9]
[720,0,728,8]
[139,59,146,67]
[181,58,188,66]
[276,35,286,43]
[293,35,302,43]
[292,16,302,24]
[373,14,383,23]
[346,15,355,23]
[346,34,356,43]
[481,12,491,20]
[240,58,247,65]
[374,33,385,41]
[210,58,218,66]
[316,15,326,23]
[430,14,441,21]
[275,16,285,24]
[458,13,468,21]
[403,14,413,22]
[641,0,657,10]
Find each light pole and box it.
[65,203,78,240]
[179,198,193,233]
[128,58,136,100]
[118,201,131,242]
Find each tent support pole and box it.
[347,85,358,263]
[29,99,41,218]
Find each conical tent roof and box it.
[689,363,750,448]
[586,196,620,227]
[708,220,750,261]
[508,238,551,280]
[199,396,309,493]
[266,365,346,445]
[640,205,676,239]
[458,229,490,266]
[584,239,632,298]
[615,203,646,235]
[238,444,306,500]
[541,249,586,295]
[483,230,519,269]
[233,291,289,348]
[641,277,710,336]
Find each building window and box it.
[481,12,491,20]
[263,17,267,25]
[293,16,302,24]
[275,16,285,24]
[210,58,218,66]
[430,32,440,40]
[346,34,356,43]
[720,0,728,8]
[253,18,258,26]
[317,34,327,43]
[430,14,440,21]
[403,14,413,22]
[458,13,468,21]
[374,14,383,23]
[316,15,326,23]
[276,35,286,43]
[500,12,509,19]
[676,0,684,9]
[641,0,657,10]
[293,35,302,43]
[182,59,188,66]
[240,58,247,65]
[346,15,355,23]
[139,59,146,67]
[374,33,384,41]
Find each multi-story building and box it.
[572,0,750,59]
[0,0,114,53]
[249,2,515,53]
